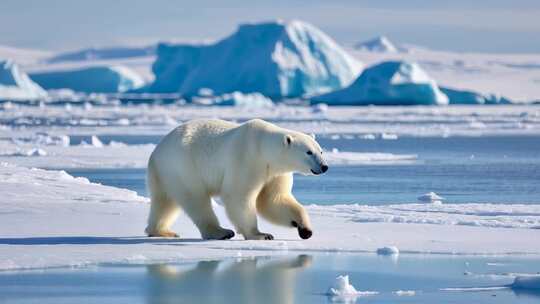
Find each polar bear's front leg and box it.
[222,193,274,240]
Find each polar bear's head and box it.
[276,131,328,176]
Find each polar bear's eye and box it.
[306,151,313,155]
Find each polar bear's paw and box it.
[245,232,274,240]
[147,230,179,238]
[203,228,236,240]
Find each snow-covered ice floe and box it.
[1,163,540,270]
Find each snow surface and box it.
[0,60,48,100]
[29,65,145,93]
[0,163,539,271]
[354,36,400,53]
[146,20,362,98]
[312,61,449,105]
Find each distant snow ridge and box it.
[146,20,362,98]
[355,36,399,53]
[30,66,145,93]
[0,60,48,100]
[46,45,156,63]
[312,60,448,105]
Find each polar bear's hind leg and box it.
[145,160,180,238]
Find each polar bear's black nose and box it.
[298,227,312,239]
[321,165,328,173]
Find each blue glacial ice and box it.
[0,60,47,100]
[30,66,145,93]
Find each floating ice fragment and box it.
[394,290,416,296]
[381,133,398,140]
[327,275,378,302]
[377,246,399,255]
[90,135,104,148]
[312,103,328,113]
[25,148,47,157]
[418,192,444,204]
[359,133,376,140]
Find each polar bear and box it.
[145,118,328,240]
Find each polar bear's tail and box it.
[145,156,180,237]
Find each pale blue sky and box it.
[1,0,539,53]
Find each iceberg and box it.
[146,20,362,98]
[441,87,512,105]
[30,66,145,93]
[0,60,47,100]
[311,61,448,105]
[46,45,156,63]
[355,36,400,53]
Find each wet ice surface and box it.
[67,134,540,204]
[1,254,539,304]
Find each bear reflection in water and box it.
[145,255,312,304]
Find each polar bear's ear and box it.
[284,134,293,147]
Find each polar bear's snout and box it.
[298,227,313,239]
[310,163,329,175]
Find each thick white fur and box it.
[145,119,326,240]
